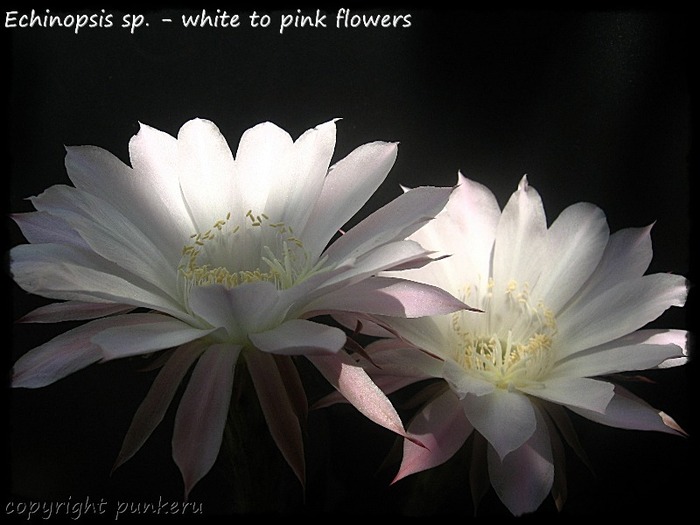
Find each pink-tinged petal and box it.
[245,350,306,486]
[173,343,240,497]
[393,389,473,483]
[306,276,470,318]
[487,405,554,516]
[397,173,500,293]
[567,384,687,436]
[113,340,209,471]
[534,202,609,312]
[12,315,162,388]
[17,301,135,323]
[492,175,547,297]
[324,186,454,264]
[521,377,614,413]
[249,319,346,356]
[556,273,688,358]
[308,351,409,439]
[12,211,89,247]
[313,341,444,409]
[92,313,216,360]
[302,141,398,256]
[462,388,537,460]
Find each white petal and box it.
[232,121,294,215]
[93,313,216,359]
[462,388,537,459]
[322,240,435,290]
[492,176,547,295]
[66,144,191,262]
[275,120,337,234]
[249,319,346,356]
[487,405,554,516]
[519,376,614,413]
[11,244,186,319]
[31,185,179,297]
[556,273,688,357]
[173,343,240,497]
[176,118,237,232]
[551,341,686,379]
[565,225,654,310]
[533,202,609,312]
[128,122,196,253]
[302,141,398,256]
[324,186,454,264]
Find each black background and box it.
[3,5,696,520]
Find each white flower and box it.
[323,173,689,515]
[10,119,469,496]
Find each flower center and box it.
[178,211,328,291]
[451,278,557,389]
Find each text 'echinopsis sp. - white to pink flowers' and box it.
[9,119,472,497]
[320,173,689,516]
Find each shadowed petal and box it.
[93,313,217,360]
[246,350,306,486]
[12,211,89,248]
[113,340,209,471]
[487,405,554,516]
[249,319,346,356]
[393,389,473,483]
[173,343,241,498]
[305,276,470,318]
[568,384,687,435]
[462,388,537,460]
[12,314,168,388]
[18,301,134,323]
